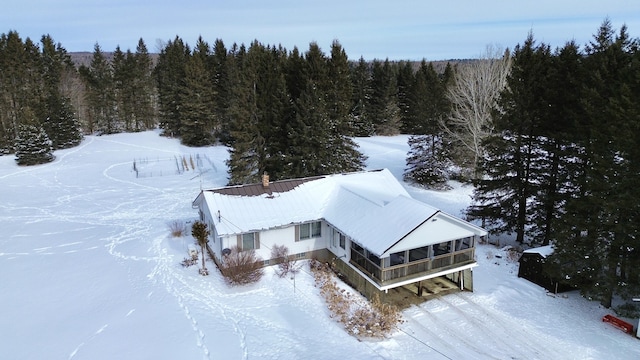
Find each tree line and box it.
[153,36,454,184]
[0,32,83,164]
[468,20,640,309]
[1,20,638,309]
[0,31,453,183]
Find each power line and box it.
[395,327,453,360]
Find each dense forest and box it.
[1,19,639,310]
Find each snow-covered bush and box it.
[180,255,198,268]
[219,246,264,285]
[271,244,300,278]
[310,260,402,338]
[168,220,187,237]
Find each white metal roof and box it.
[196,169,486,256]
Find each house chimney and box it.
[262,172,269,188]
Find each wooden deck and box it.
[382,276,461,309]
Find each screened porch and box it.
[349,236,476,287]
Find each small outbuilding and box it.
[518,245,572,293]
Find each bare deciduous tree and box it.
[271,244,300,278]
[442,45,512,179]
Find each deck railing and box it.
[350,247,475,286]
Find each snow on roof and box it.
[324,187,439,255]
[198,168,485,256]
[523,244,555,258]
[382,212,483,256]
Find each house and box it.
[192,169,487,300]
[518,245,573,293]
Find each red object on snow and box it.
[602,314,634,334]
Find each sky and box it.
[2,0,640,60]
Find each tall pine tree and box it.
[15,124,54,165]
[155,36,189,137]
[179,37,216,146]
[467,34,552,243]
[551,20,640,307]
[80,43,117,134]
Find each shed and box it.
[518,245,572,293]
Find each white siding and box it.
[217,222,330,261]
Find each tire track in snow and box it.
[399,314,467,359]
[409,304,503,360]
[0,136,95,180]
[68,323,108,360]
[434,295,542,358]
[93,136,183,154]
[102,162,164,194]
[452,292,580,358]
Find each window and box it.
[240,232,259,251]
[299,221,321,240]
[409,246,430,262]
[332,229,346,249]
[389,251,406,266]
[433,241,452,256]
[455,237,473,251]
[367,251,381,266]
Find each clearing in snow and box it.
[1,130,638,359]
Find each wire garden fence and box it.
[132,154,216,178]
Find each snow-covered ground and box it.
[1,130,638,360]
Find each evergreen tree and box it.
[551,20,640,307]
[327,40,353,136]
[467,34,552,243]
[111,46,130,130]
[225,41,365,183]
[179,38,216,146]
[155,36,189,137]
[288,78,331,176]
[14,124,54,165]
[80,43,117,134]
[42,96,82,149]
[134,39,157,130]
[39,35,82,149]
[348,57,374,136]
[325,41,366,173]
[191,221,210,275]
[404,134,452,188]
[368,59,400,135]
[403,61,452,188]
[226,43,266,185]
[257,45,290,177]
[286,42,365,177]
[211,39,233,144]
[405,60,442,135]
[0,31,44,152]
[396,61,415,133]
[527,41,583,246]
